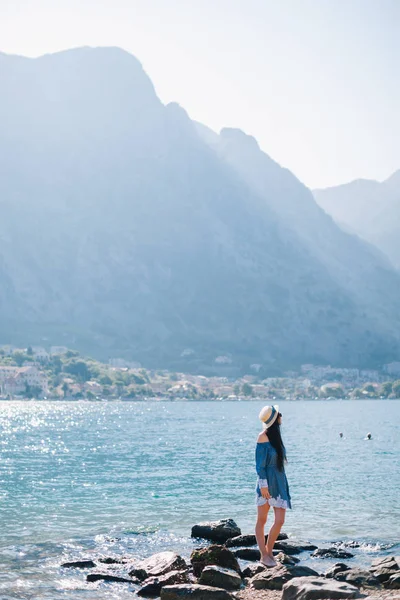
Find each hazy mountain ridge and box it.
[314,174,400,269]
[1,46,400,373]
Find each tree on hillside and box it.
[64,359,92,382]
[27,346,33,356]
[13,351,27,366]
[62,382,70,398]
[381,381,392,397]
[242,383,253,397]
[392,380,400,398]
[100,374,113,385]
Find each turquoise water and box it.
[1,399,399,598]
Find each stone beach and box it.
[60,519,400,600]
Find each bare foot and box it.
[260,554,276,568]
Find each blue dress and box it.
[255,442,292,509]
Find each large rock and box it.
[233,548,260,561]
[386,573,400,589]
[275,552,300,566]
[282,576,365,600]
[325,563,350,578]
[251,565,319,590]
[190,545,240,577]
[138,570,190,597]
[370,566,399,583]
[242,564,266,579]
[199,566,242,590]
[225,532,288,547]
[86,573,137,583]
[61,560,96,569]
[275,542,317,555]
[191,520,241,543]
[130,552,186,580]
[334,568,380,588]
[161,584,233,600]
[311,548,354,559]
[370,555,400,572]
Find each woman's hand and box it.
[260,486,271,499]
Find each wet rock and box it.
[311,548,354,559]
[241,563,266,578]
[370,555,400,572]
[138,570,190,597]
[370,566,399,583]
[191,519,241,543]
[233,548,260,561]
[130,552,186,581]
[86,573,137,583]
[199,566,242,590]
[325,563,350,578]
[275,552,300,566]
[274,542,318,555]
[98,556,129,564]
[161,583,233,600]
[386,573,400,589]
[334,568,380,588]
[282,576,365,600]
[225,532,288,547]
[250,565,320,591]
[61,560,96,569]
[190,545,240,577]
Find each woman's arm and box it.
[255,442,271,499]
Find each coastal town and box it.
[1,344,400,401]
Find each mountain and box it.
[1,46,400,374]
[313,173,400,269]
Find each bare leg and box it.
[255,502,275,566]
[266,507,286,558]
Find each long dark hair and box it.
[267,413,286,471]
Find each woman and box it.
[255,405,291,567]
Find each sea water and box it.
[1,399,399,599]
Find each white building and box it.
[0,366,48,396]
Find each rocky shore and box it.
[61,519,400,599]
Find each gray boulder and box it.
[372,566,399,583]
[386,573,400,589]
[130,552,186,581]
[191,519,241,543]
[61,560,96,569]
[312,548,354,559]
[86,573,137,584]
[334,568,380,587]
[251,565,319,590]
[370,555,400,570]
[199,566,242,590]
[241,563,266,579]
[325,563,350,578]
[275,552,300,566]
[138,570,190,597]
[282,576,365,600]
[233,548,260,561]
[161,584,233,600]
[225,532,288,547]
[190,545,240,577]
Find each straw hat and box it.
[259,405,279,429]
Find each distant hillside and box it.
[314,173,400,269]
[1,47,400,374]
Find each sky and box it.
[1,0,399,188]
